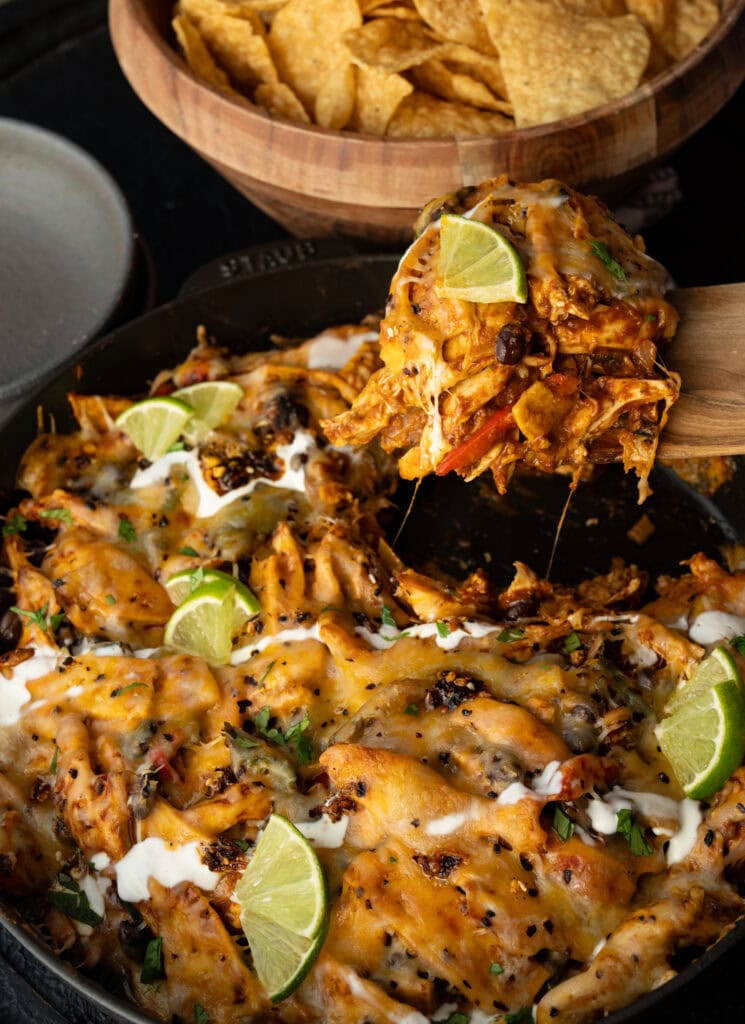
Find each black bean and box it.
[0,608,21,652]
[495,323,526,365]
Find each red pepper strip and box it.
[435,406,514,476]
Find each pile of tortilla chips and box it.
[171,0,721,133]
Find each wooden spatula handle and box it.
[658,283,745,458]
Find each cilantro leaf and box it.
[48,886,102,927]
[194,1005,211,1024]
[105,594,116,606]
[553,806,575,842]
[233,838,250,852]
[436,620,451,638]
[2,513,27,537]
[110,682,149,697]
[497,627,525,643]
[404,704,419,716]
[616,808,652,856]
[381,605,397,628]
[39,508,73,525]
[168,441,187,452]
[179,546,199,557]
[223,722,260,751]
[118,516,137,543]
[590,240,627,281]
[731,635,745,656]
[140,936,164,983]
[443,1015,469,1024]
[505,1008,533,1024]
[564,631,581,653]
[489,961,504,976]
[259,660,276,686]
[11,602,63,635]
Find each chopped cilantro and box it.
[50,744,59,774]
[2,513,28,537]
[11,602,63,635]
[489,961,504,976]
[564,631,581,653]
[436,620,451,638]
[731,635,745,656]
[105,594,116,606]
[233,838,250,852]
[118,516,137,543]
[258,660,276,686]
[497,627,525,643]
[140,936,164,983]
[223,722,260,751]
[111,682,148,697]
[646,313,657,322]
[443,1014,470,1024]
[48,876,102,927]
[194,1005,211,1024]
[404,704,419,716]
[590,240,627,281]
[168,441,187,452]
[505,1008,533,1024]
[616,808,652,856]
[553,806,575,842]
[389,855,398,863]
[39,508,73,525]
[254,708,314,765]
[381,605,397,628]
[179,546,199,557]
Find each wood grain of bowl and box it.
[109,0,745,244]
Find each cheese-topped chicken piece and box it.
[323,177,680,501]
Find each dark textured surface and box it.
[1,1,745,1021]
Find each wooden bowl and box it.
[109,0,745,245]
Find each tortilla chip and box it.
[627,0,718,59]
[480,0,650,127]
[269,0,362,112]
[386,90,513,135]
[360,0,407,11]
[412,0,495,52]
[410,59,513,113]
[254,80,311,122]
[172,13,238,94]
[315,62,357,129]
[559,0,626,14]
[351,65,414,134]
[343,18,447,72]
[179,0,278,90]
[441,42,508,98]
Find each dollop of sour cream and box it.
[0,646,59,726]
[303,328,378,370]
[130,430,316,518]
[230,623,322,666]
[114,837,220,902]
[295,814,349,849]
[585,787,702,865]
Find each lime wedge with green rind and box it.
[164,567,260,628]
[115,396,195,461]
[437,213,528,305]
[234,814,329,1002]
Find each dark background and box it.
[1,1,744,1021]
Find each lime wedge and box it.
[173,381,244,438]
[164,567,261,626]
[115,396,195,461]
[437,213,528,304]
[656,647,745,799]
[234,814,329,1002]
[163,578,246,665]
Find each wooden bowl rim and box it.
[123,0,745,149]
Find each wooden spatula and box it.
[658,282,745,458]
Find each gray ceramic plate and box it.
[0,118,135,400]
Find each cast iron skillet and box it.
[1,244,744,1024]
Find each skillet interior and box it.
[1,252,744,1024]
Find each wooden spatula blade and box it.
[658,282,745,458]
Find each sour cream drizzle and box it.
[130,430,316,518]
[0,646,59,726]
[114,837,220,902]
[585,788,702,865]
[230,623,322,665]
[294,814,349,848]
[356,619,498,652]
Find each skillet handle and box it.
[178,238,365,298]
